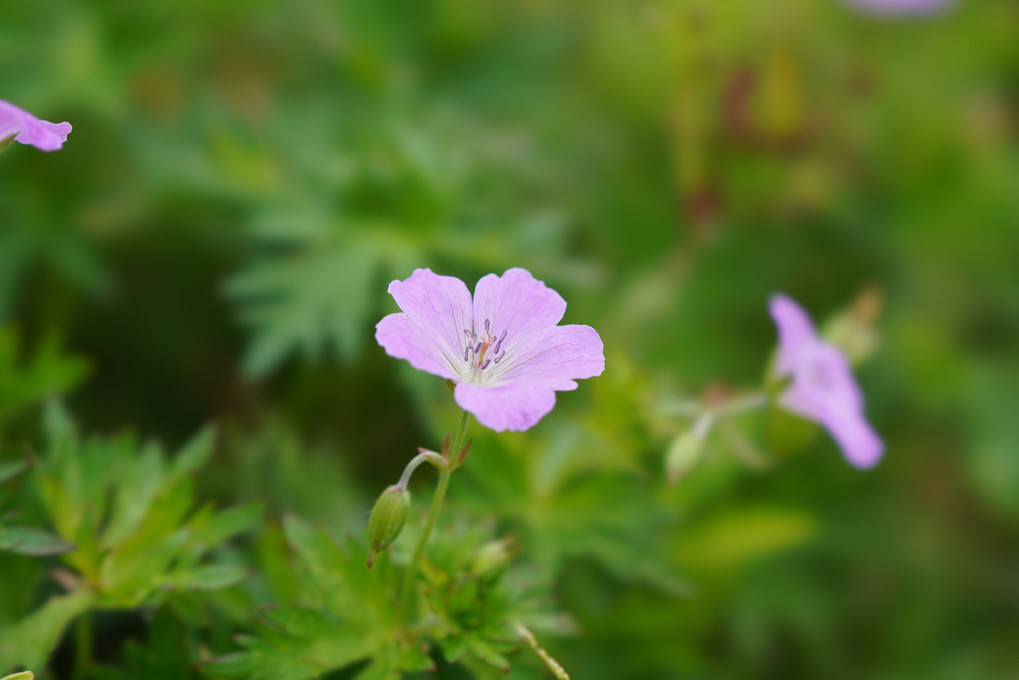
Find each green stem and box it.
[72,613,91,680]
[398,409,470,626]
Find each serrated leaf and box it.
[0,527,75,556]
[0,589,94,671]
[227,239,383,377]
[188,502,263,548]
[169,427,216,479]
[169,565,248,591]
[0,329,89,425]
[202,606,377,680]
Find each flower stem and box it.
[398,408,471,627]
[396,450,446,490]
[713,392,768,417]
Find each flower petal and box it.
[18,119,72,152]
[454,382,556,432]
[375,313,458,380]
[386,268,472,378]
[489,324,604,390]
[770,294,818,374]
[0,103,21,140]
[0,100,71,152]
[823,407,884,469]
[473,268,566,344]
[783,343,864,417]
[844,0,952,14]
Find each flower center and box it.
[806,360,835,392]
[463,318,507,375]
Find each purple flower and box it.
[0,99,72,152]
[376,268,604,432]
[770,294,884,468]
[842,0,952,15]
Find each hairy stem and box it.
[398,408,471,627]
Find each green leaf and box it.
[0,460,28,486]
[169,427,216,479]
[169,565,248,591]
[0,589,95,671]
[202,606,377,680]
[0,329,89,425]
[227,238,384,377]
[673,506,816,571]
[188,502,264,548]
[0,527,75,556]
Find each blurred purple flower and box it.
[0,99,72,152]
[770,294,884,468]
[376,268,604,432]
[843,0,953,15]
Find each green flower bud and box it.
[665,415,712,484]
[472,538,515,583]
[366,485,410,568]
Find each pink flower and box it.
[843,0,952,14]
[0,99,72,152]
[770,294,884,468]
[376,268,604,432]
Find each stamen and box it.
[463,346,471,362]
[493,350,505,364]
[493,329,507,354]
[475,342,482,354]
[484,319,491,334]
[480,359,491,370]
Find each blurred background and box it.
[1,0,1018,677]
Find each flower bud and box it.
[366,485,410,568]
[472,538,515,583]
[665,415,712,484]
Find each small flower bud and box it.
[366,485,410,568]
[472,538,515,582]
[665,415,712,484]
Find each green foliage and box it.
[204,515,427,680]
[0,405,261,674]
[205,516,561,680]
[225,113,582,378]
[2,0,1019,677]
[0,327,88,427]
[86,611,199,680]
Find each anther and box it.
[484,319,491,335]
[480,359,491,370]
[493,329,507,354]
[493,350,505,364]
[463,346,471,362]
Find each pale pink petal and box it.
[386,268,472,376]
[0,100,71,152]
[17,119,72,151]
[375,312,458,381]
[770,294,819,374]
[454,382,556,432]
[823,407,884,469]
[488,324,604,390]
[473,268,566,344]
[844,0,952,14]
[789,343,864,415]
[0,103,20,140]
